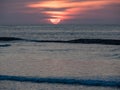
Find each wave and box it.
[0,37,24,41]
[68,39,120,45]
[0,75,120,87]
[0,44,11,47]
[0,37,120,45]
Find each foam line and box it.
[0,75,120,87]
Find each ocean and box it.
[0,24,120,90]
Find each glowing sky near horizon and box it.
[0,0,120,24]
[27,0,120,24]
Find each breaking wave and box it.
[0,37,120,45]
[0,75,120,87]
[0,44,11,47]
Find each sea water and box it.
[0,24,120,90]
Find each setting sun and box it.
[50,18,61,24]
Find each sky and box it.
[0,0,120,25]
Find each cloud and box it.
[0,0,120,24]
[26,0,120,20]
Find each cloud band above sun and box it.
[26,0,120,24]
[0,0,120,24]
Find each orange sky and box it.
[0,0,120,24]
[27,0,120,23]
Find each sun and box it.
[50,18,61,24]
